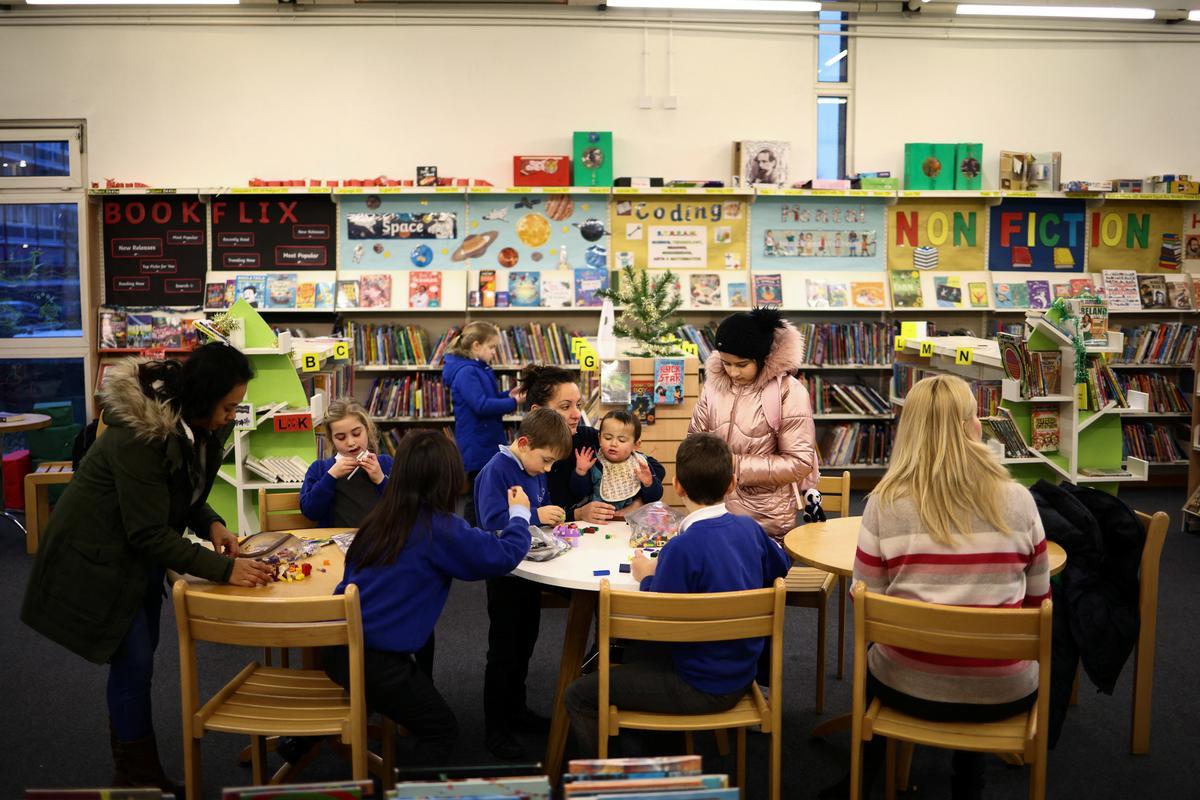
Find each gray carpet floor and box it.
[3,486,1198,799]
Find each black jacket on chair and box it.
[1028,480,1145,747]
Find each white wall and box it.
[3,19,1199,185]
[0,23,814,186]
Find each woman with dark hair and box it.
[22,343,275,795]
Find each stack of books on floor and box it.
[562,755,735,799]
[981,409,1033,458]
[795,321,892,367]
[818,422,893,466]
[243,454,310,483]
[1118,373,1193,413]
[366,374,452,419]
[25,790,175,799]
[801,376,891,415]
[1117,322,1199,365]
[1123,422,1188,463]
[388,774,551,799]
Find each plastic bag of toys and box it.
[525,524,572,562]
[626,501,683,549]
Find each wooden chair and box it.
[848,582,1052,800]
[785,469,851,713]
[22,461,74,554]
[173,580,378,798]
[597,578,786,800]
[258,489,317,533]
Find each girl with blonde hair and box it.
[833,373,1051,800]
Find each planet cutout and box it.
[451,230,500,262]
[498,247,520,268]
[576,218,608,242]
[410,244,433,267]
[516,213,551,247]
[585,244,608,268]
[530,251,544,262]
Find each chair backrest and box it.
[1134,511,1169,619]
[259,489,317,532]
[817,470,851,516]
[600,578,786,645]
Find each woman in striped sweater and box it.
[833,373,1051,800]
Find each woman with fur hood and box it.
[688,307,818,541]
[22,343,274,797]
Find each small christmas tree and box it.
[598,265,685,357]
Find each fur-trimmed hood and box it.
[99,357,183,443]
[704,318,805,393]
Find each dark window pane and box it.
[817,97,848,180]
[0,203,82,338]
[0,358,86,454]
[817,11,848,83]
[0,140,72,178]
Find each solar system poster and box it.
[749,196,887,272]
[210,194,335,271]
[464,192,611,272]
[338,194,468,269]
[609,196,748,271]
[101,195,208,306]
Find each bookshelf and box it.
[1186,343,1200,531]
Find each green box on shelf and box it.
[954,142,984,190]
[573,131,614,187]
[904,143,957,190]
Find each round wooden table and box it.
[176,527,353,597]
[0,413,52,533]
[783,516,1067,577]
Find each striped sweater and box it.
[853,483,1051,705]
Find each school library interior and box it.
[2,1,1199,799]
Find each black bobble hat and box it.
[714,307,784,362]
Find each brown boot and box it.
[110,724,186,800]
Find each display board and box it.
[211,194,336,271]
[749,195,887,272]
[888,198,987,271]
[1087,203,1182,273]
[464,191,610,272]
[609,194,748,271]
[101,195,207,306]
[338,192,467,270]
[988,197,1087,272]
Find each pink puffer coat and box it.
[688,320,817,540]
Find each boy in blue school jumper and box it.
[474,407,574,760]
[565,433,791,756]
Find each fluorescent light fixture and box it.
[817,96,848,105]
[956,4,1154,19]
[823,50,849,67]
[27,0,238,5]
[1190,9,1200,20]
[606,0,822,11]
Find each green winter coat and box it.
[21,358,235,664]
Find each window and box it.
[0,128,83,190]
[0,201,83,338]
[814,11,852,180]
[816,97,849,180]
[816,11,849,84]
[0,357,87,453]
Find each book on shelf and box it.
[336,280,359,309]
[206,281,227,309]
[998,149,1061,191]
[726,281,749,308]
[1079,302,1108,347]
[968,281,988,308]
[1080,467,1133,478]
[654,357,685,406]
[933,275,962,309]
[890,270,922,308]
[24,791,168,799]
[1184,485,1200,516]
[266,273,298,309]
[1122,421,1188,463]
[563,774,730,798]
[795,321,892,367]
[1027,280,1051,310]
[1030,405,1060,452]
[359,273,391,308]
[1027,351,1061,397]
[817,422,892,466]
[1118,372,1192,413]
[541,275,572,308]
[1102,270,1141,310]
[389,776,550,799]
[574,268,608,307]
[407,270,442,309]
[243,454,310,483]
[366,374,452,419]
[1117,322,1198,365]
[826,281,849,309]
[689,273,722,308]
[235,275,266,308]
[296,281,316,309]
[567,755,702,778]
[1083,357,1127,411]
[508,271,540,308]
[125,313,154,349]
[1165,274,1193,309]
[222,778,372,798]
[850,280,885,309]
[628,379,656,426]
[980,409,1032,458]
[1136,274,1169,310]
[600,359,632,404]
[753,273,783,306]
[314,281,334,309]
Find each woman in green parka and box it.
[21,343,275,796]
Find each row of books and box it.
[365,375,452,419]
[472,268,610,308]
[972,380,1002,418]
[801,376,891,416]
[243,454,311,484]
[817,422,893,466]
[98,307,202,350]
[997,334,1064,400]
[1118,373,1193,413]
[1084,358,1129,411]
[1117,322,1198,365]
[342,321,444,366]
[797,321,893,366]
[494,322,583,366]
[1123,422,1188,463]
[981,410,1034,458]
[207,275,336,310]
[675,324,717,361]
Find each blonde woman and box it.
[829,374,1051,800]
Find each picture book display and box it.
[654,357,685,405]
[234,275,266,308]
[339,193,464,269]
[1079,302,1109,347]
[689,273,721,307]
[541,274,572,307]
[1165,274,1193,309]
[735,139,789,186]
[726,281,749,308]
[211,194,333,271]
[600,359,632,404]
[101,195,207,306]
[466,192,610,272]
[575,267,609,307]
[1030,405,1060,452]
[266,273,297,309]
[628,378,656,425]
[933,275,962,308]
[998,150,1061,191]
[478,269,497,307]
[850,280,885,308]
[407,271,442,308]
[1137,274,1169,309]
[336,280,359,309]
[751,196,887,271]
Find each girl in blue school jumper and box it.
[441,322,526,524]
[323,429,533,767]
[300,399,393,529]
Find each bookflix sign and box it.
[101,196,207,306]
[211,195,335,271]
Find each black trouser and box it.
[564,642,746,757]
[484,575,543,732]
[324,644,457,767]
[864,673,1037,797]
[463,470,480,527]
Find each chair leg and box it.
[250,734,268,785]
[380,716,396,789]
[896,741,914,792]
[736,728,747,800]
[1069,663,1080,706]
[815,592,828,714]
[837,576,847,680]
[850,735,862,800]
[270,739,323,785]
[1030,749,1047,800]
[184,737,202,800]
[714,729,730,757]
[885,738,897,800]
[683,731,695,755]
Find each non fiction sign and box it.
[1087,203,1184,273]
[888,199,987,270]
[102,196,207,306]
[988,198,1086,272]
[211,195,335,271]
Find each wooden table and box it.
[177,528,353,597]
[0,413,52,534]
[511,520,640,784]
[783,517,1066,739]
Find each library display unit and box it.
[1186,343,1200,531]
